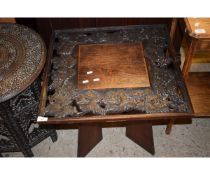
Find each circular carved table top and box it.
[0,23,46,103]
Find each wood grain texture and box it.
[185,18,210,39]
[182,37,210,63]
[182,38,198,79]
[187,72,210,116]
[0,18,16,23]
[37,113,193,125]
[77,43,150,90]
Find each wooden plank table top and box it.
[185,18,210,39]
[77,43,151,90]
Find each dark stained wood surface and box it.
[96,18,126,27]
[50,118,192,130]
[77,43,150,90]
[165,119,174,135]
[169,18,177,44]
[78,125,102,157]
[17,18,175,49]
[17,18,186,60]
[38,33,55,117]
[126,121,155,155]
[51,18,96,29]
[38,113,193,125]
[38,26,193,125]
[187,72,210,116]
[47,18,172,29]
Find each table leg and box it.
[77,125,102,157]
[170,18,178,44]
[126,121,155,155]
[182,38,198,79]
[165,119,174,135]
[168,18,182,66]
[22,148,34,157]
[50,130,58,143]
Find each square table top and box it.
[37,25,193,124]
[77,43,151,90]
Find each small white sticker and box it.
[87,71,93,75]
[93,78,100,82]
[194,28,206,34]
[37,116,48,122]
[82,80,89,84]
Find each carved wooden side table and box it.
[0,24,57,157]
[37,25,193,157]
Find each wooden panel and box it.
[0,18,16,23]
[126,121,155,155]
[96,18,172,30]
[78,125,102,157]
[16,18,177,49]
[187,72,210,116]
[196,40,210,51]
[126,18,171,26]
[77,43,150,90]
[51,18,96,29]
[96,18,126,27]
[173,18,185,53]
[182,37,210,63]
[183,34,210,52]
[47,117,192,130]
[36,18,53,46]
[185,18,210,38]
[35,18,173,30]
[16,18,37,31]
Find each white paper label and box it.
[87,71,93,75]
[37,116,48,122]
[82,80,89,84]
[194,29,206,34]
[93,78,100,82]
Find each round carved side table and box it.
[0,23,57,157]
